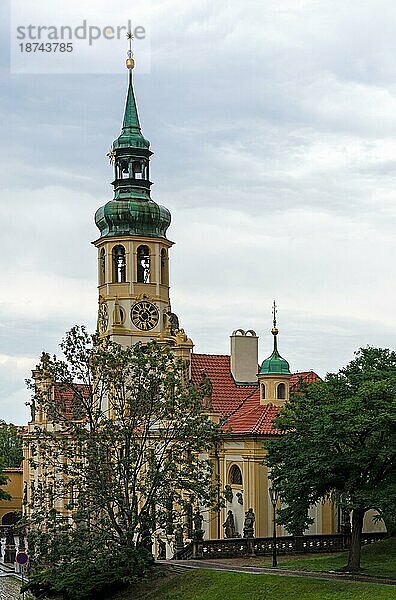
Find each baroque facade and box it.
[22,51,385,549]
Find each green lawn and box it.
[112,569,395,600]
[269,537,396,578]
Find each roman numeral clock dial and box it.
[131,301,159,331]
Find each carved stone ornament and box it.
[224,484,233,503]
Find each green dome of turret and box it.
[95,198,171,239]
[259,301,291,375]
[259,348,290,375]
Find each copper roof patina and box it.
[95,57,170,240]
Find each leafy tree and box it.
[265,347,396,572]
[0,462,11,502]
[26,326,219,599]
[0,422,21,505]
[0,421,23,468]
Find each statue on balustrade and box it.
[174,525,184,553]
[157,537,166,560]
[193,510,205,541]
[243,507,255,538]
[223,510,238,538]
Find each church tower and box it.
[258,302,291,406]
[93,40,192,356]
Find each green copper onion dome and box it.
[95,48,171,240]
[259,348,291,375]
[95,198,171,239]
[259,302,291,375]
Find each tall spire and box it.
[122,71,141,132]
[113,33,150,151]
[122,33,141,133]
[94,34,171,240]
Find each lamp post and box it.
[269,487,278,567]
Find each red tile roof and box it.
[47,359,319,436]
[289,371,320,391]
[191,354,320,436]
[191,354,258,418]
[53,383,91,419]
[224,400,280,435]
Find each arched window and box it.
[2,512,17,525]
[117,160,129,180]
[132,159,148,180]
[99,248,105,285]
[160,248,168,285]
[261,383,266,400]
[229,465,243,486]
[137,245,150,283]
[112,245,126,283]
[277,383,286,400]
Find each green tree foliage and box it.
[265,347,396,572]
[0,421,23,468]
[26,326,219,599]
[0,462,10,502]
[0,421,22,504]
[26,516,153,600]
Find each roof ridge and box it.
[222,386,259,426]
[252,403,274,433]
[192,353,230,358]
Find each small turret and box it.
[258,302,291,406]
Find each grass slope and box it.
[274,537,396,578]
[113,569,395,600]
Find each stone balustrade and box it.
[174,532,387,561]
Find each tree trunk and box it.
[346,508,365,572]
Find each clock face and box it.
[98,303,108,333]
[131,301,159,331]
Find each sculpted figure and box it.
[243,507,255,538]
[222,510,236,538]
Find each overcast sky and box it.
[1,0,396,423]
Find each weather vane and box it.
[272,300,277,328]
[127,31,134,50]
[126,32,135,70]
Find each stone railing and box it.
[173,541,194,560]
[189,532,388,560]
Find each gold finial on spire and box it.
[126,32,135,70]
[271,300,278,337]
